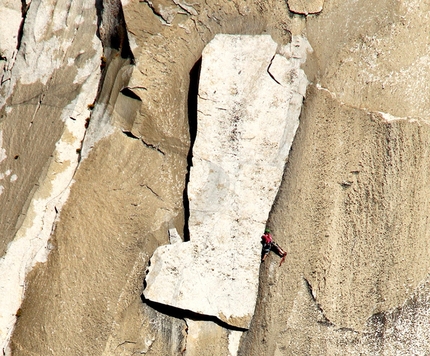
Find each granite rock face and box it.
[0,0,102,350]
[2,0,430,355]
[143,34,309,329]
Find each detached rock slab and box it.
[144,34,310,329]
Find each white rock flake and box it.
[144,34,310,329]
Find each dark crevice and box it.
[141,139,165,155]
[303,277,317,302]
[183,57,201,242]
[123,129,166,155]
[95,0,135,63]
[16,0,30,51]
[141,296,248,332]
[93,0,136,104]
[267,55,281,85]
[142,0,172,24]
[95,0,103,36]
[122,130,139,139]
[140,184,163,200]
[120,87,142,101]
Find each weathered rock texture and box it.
[2,0,430,355]
[287,0,324,15]
[0,0,102,350]
[143,34,308,329]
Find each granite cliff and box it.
[1,0,430,355]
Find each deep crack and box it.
[267,55,282,85]
[141,296,248,332]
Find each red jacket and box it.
[261,233,273,244]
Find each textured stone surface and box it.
[287,0,324,14]
[4,0,430,355]
[0,0,22,61]
[143,34,309,329]
[0,0,101,257]
[0,0,102,351]
[241,62,430,356]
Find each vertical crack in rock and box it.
[96,0,134,61]
[182,318,189,354]
[0,0,29,96]
[143,34,311,329]
[16,1,30,52]
[183,57,201,242]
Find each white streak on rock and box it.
[0,131,6,164]
[228,330,243,356]
[34,2,54,42]
[378,112,430,126]
[169,228,182,244]
[74,14,84,25]
[144,35,310,329]
[0,41,102,353]
[380,112,404,122]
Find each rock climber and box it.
[261,229,287,266]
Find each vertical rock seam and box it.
[143,34,311,329]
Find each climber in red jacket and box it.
[261,229,287,266]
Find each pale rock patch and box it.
[143,34,310,329]
[0,4,21,60]
[0,131,6,164]
[228,330,243,356]
[378,111,430,126]
[169,228,182,244]
[287,0,324,15]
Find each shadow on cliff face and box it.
[80,0,137,159]
[183,57,201,242]
[94,0,135,103]
[95,0,134,61]
[141,295,247,332]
